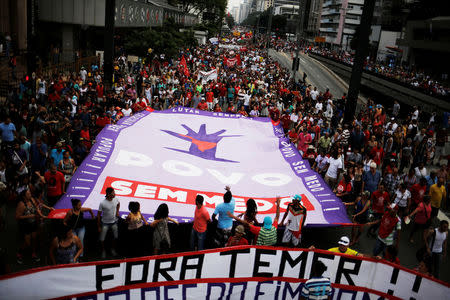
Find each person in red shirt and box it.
[226,225,248,247]
[288,127,298,145]
[238,105,248,117]
[190,195,210,251]
[407,195,432,243]
[206,90,214,110]
[48,90,60,103]
[368,183,390,236]
[269,106,280,122]
[280,111,291,134]
[213,103,222,112]
[96,83,104,101]
[410,177,427,210]
[227,103,236,114]
[335,174,353,203]
[370,142,384,166]
[197,98,208,111]
[44,164,65,207]
[368,204,401,256]
[96,112,111,130]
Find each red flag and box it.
[236,54,241,66]
[180,55,190,77]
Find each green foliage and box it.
[225,14,235,30]
[170,0,227,36]
[241,9,287,33]
[124,18,198,58]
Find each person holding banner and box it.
[49,225,83,265]
[97,187,120,258]
[212,186,235,247]
[280,194,307,247]
[150,203,179,254]
[228,197,281,246]
[63,199,95,258]
[190,195,210,251]
[327,236,363,257]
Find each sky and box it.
[227,0,245,11]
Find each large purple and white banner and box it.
[53,108,349,225]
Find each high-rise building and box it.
[305,0,323,40]
[319,0,385,49]
[274,0,300,7]
[319,0,365,49]
[239,0,252,23]
[231,6,240,22]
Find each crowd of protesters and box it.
[309,47,450,99]
[0,32,448,282]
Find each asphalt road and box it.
[270,50,348,100]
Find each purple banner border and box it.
[271,122,349,226]
[56,107,349,226]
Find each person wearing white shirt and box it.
[310,87,319,101]
[97,187,120,258]
[80,68,87,83]
[315,101,323,114]
[325,150,343,189]
[69,95,78,117]
[122,104,132,117]
[411,107,419,121]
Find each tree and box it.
[169,0,227,36]
[124,18,198,58]
[225,14,235,30]
[241,9,287,34]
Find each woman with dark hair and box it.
[63,199,94,258]
[49,225,83,264]
[238,198,259,244]
[125,201,148,257]
[150,203,178,254]
[15,190,46,264]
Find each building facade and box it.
[319,0,366,49]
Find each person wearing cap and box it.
[228,197,281,246]
[327,236,362,256]
[366,203,401,257]
[280,194,307,247]
[226,225,249,247]
[362,161,381,194]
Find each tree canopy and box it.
[225,14,235,30]
[241,10,287,34]
[124,18,198,58]
[169,0,227,36]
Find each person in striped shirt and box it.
[301,260,332,300]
